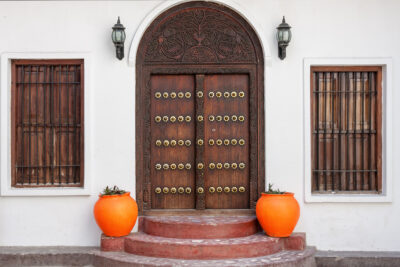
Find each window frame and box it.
[11,59,84,188]
[1,53,92,196]
[303,58,392,203]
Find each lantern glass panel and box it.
[113,30,122,42]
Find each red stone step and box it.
[93,246,317,267]
[139,216,259,239]
[123,232,305,260]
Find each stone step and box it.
[123,232,305,260]
[139,215,259,239]
[93,246,317,267]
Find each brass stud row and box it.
[208,91,245,98]
[155,163,192,170]
[208,162,246,170]
[208,115,245,122]
[208,138,245,146]
[154,91,192,99]
[155,186,192,194]
[209,186,246,193]
[155,139,192,147]
[154,115,191,123]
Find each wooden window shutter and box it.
[311,66,382,193]
[11,60,84,187]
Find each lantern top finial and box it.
[277,16,291,30]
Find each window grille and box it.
[11,60,84,187]
[311,67,382,193]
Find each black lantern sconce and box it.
[276,16,292,60]
[111,17,126,60]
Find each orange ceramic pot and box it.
[94,192,138,237]
[256,192,300,237]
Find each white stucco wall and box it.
[0,0,399,251]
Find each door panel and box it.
[150,75,196,209]
[203,74,250,209]
[150,74,250,209]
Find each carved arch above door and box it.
[136,1,264,213]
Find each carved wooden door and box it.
[150,74,249,209]
[136,1,265,212]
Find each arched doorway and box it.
[136,1,264,213]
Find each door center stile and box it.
[195,74,206,209]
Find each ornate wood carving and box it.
[142,7,256,64]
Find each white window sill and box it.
[0,186,91,196]
[305,193,392,203]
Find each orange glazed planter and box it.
[94,192,138,237]
[256,192,300,237]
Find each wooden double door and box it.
[150,73,250,209]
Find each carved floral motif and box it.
[144,9,256,63]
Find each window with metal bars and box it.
[11,60,84,187]
[311,66,382,193]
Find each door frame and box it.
[135,1,265,214]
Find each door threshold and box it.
[140,209,255,216]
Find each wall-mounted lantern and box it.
[111,17,126,60]
[276,16,292,60]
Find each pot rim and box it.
[261,192,294,196]
[98,192,130,198]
